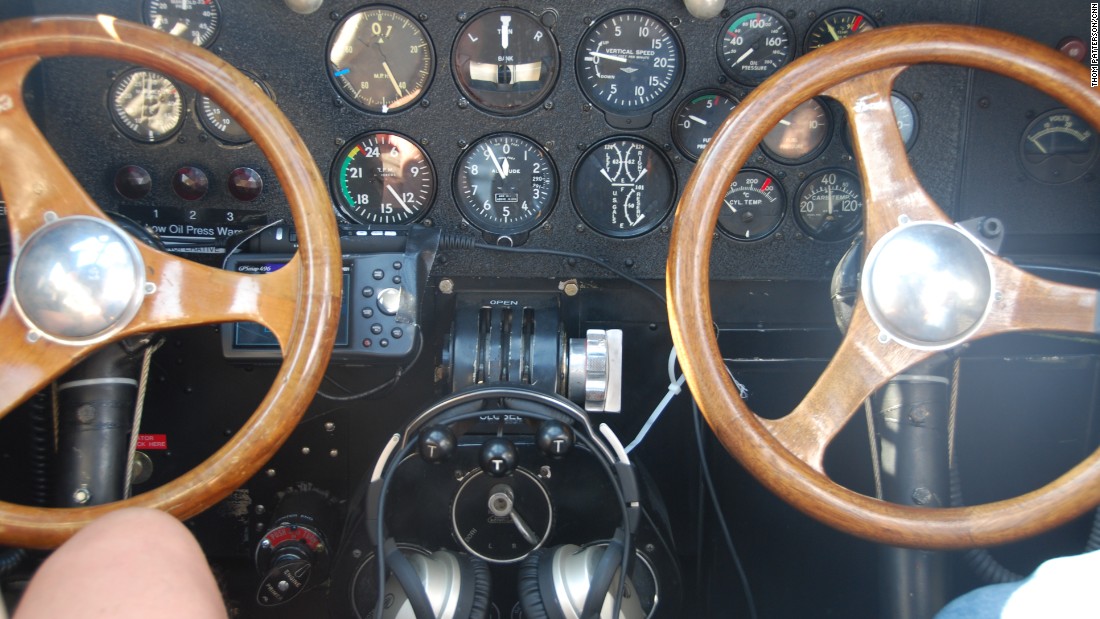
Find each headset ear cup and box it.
[518,549,555,619]
[458,553,492,619]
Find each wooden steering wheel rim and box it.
[0,16,341,548]
[668,24,1100,549]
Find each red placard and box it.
[136,434,168,450]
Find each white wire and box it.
[625,347,686,453]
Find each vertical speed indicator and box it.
[577,11,683,128]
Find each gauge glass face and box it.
[197,72,272,145]
[109,68,184,143]
[577,11,683,120]
[452,8,559,115]
[805,9,876,51]
[761,98,831,163]
[843,92,919,154]
[1019,108,1099,184]
[672,90,739,161]
[572,137,675,238]
[719,169,785,241]
[718,9,793,85]
[328,7,434,114]
[795,168,863,240]
[143,0,221,48]
[332,132,435,225]
[453,133,557,237]
[452,468,553,563]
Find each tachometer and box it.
[327,6,434,114]
[453,133,557,240]
[196,70,273,145]
[572,136,675,238]
[760,97,831,164]
[795,168,863,241]
[577,11,683,127]
[717,9,794,86]
[452,8,560,115]
[332,131,435,225]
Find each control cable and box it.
[315,332,424,402]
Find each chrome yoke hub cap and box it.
[11,215,146,345]
[861,221,993,350]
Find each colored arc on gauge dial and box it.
[852,15,864,31]
[760,177,772,192]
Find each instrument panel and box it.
[32,0,1019,280]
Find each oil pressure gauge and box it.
[109,68,184,143]
[452,8,560,115]
[453,133,557,240]
[577,10,684,128]
[718,8,794,86]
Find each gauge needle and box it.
[510,511,540,546]
[731,47,754,67]
[725,200,738,213]
[486,146,508,178]
[386,185,413,214]
[1028,135,1048,154]
[382,61,403,95]
[826,22,841,41]
[634,168,649,182]
[590,51,627,63]
[600,167,615,183]
[688,115,707,126]
[827,185,834,215]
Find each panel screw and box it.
[912,487,934,506]
[439,278,455,294]
[265,468,276,477]
[324,422,336,432]
[330,449,339,458]
[543,101,554,110]
[72,486,91,504]
[301,447,311,455]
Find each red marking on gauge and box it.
[852,15,864,31]
[263,526,322,551]
[761,177,772,192]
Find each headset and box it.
[362,385,647,619]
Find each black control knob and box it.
[480,437,517,477]
[536,420,575,458]
[419,425,456,463]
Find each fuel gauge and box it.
[672,90,739,161]
[1019,108,1099,184]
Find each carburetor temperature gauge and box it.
[331,131,435,225]
[795,168,863,241]
[453,133,557,240]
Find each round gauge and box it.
[572,137,675,238]
[143,0,221,48]
[1019,108,1099,184]
[795,168,864,241]
[453,133,557,238]
[451,468,553,563]
[719,169,786,241]
[718,9,794,85]
[672,90,739,161]
[332,132,435,225]
[805,9,876,51]
[196,71,273,145]
[843,92,919,153]
[577,11,684,124]
[452,8,560,116]
[760,97,831,164]
[327,6,434,114]
[109,68,184,143]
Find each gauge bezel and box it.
[717,168,787,242]
[325,5,436,115]
[450,7,561,117]
[575,9,685,127]
[671,88,740,162]
[841,91,920,155]
[759,96,833,165]
[571,135,676,239]
[793,167,864,241]
[451,467,554,564]
[142,0,222,49]
[195,69,274,145]
[716,8,795,87]
[451,132,559,239]
[107,67,185,144]
[329,130,437,225]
